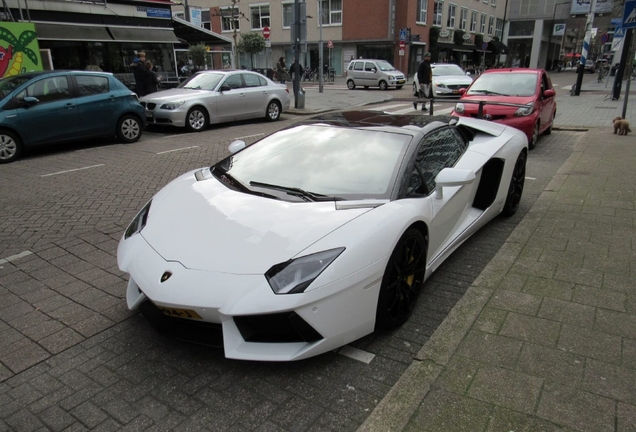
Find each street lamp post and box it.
[319,6,324,93]
[546,1,569,71]
[573,0,598,95]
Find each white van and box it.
[345,59,406,90]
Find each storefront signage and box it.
[569,0,614,16]
[463,33,472,40]
[137,7,171,18]
[439,30,450,38]
[0,22,43,77]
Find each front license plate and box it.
[158,306,202,320]
[397,80,405,84]
[453,90,459,94]
[146,111,153,118]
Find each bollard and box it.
[296,87,305,109]
[429,98,434,115]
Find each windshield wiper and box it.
[249,181,344,202]
[468,90,508,96]
[211,167,278,199]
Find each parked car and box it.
[580,59,595,73]
[412,63,473,98]
[117,110,528,361]
[140,70,290,132]
[345,59,406,90]
[0,70,145,164]
[452,68,557,149]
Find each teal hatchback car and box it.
[0,70,146,163]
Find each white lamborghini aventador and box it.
[117,111,528,361]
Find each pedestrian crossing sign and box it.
[623,0,636,28]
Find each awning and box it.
[172,16,233,46]
[35,23,112,42]
[488,40,509,55]
[437,42,475,53]
[34,22,180,44]
[108,27,180,43]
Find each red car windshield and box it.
[467,73,538,97]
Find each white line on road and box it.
[41,164,105,177]
[338,345,376,364]
[525,177,536,180]
[157,146,199,155]
[234,133,265,140]
[0,250,33,265]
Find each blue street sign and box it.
[399,28,407,41]
[614,26,624,38]
[623,0,636,28]
[611,17,622,25]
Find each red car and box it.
[452,68,556,149]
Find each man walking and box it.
[414,52,432,111]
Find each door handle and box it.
[65,103,76,109]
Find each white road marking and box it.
[0,250,33,265]
[366,104,455,116]
[234,133,265,140]
[338,345,376,364]
[525,177,536,180]
[156,146,199,155]
[41,164,105,177]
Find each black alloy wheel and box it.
[502,151,527,217]
[375,229,427,330]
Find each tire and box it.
[116,115,142,143]
[265,100,281,121]
[375,228,427,330]
[347,80,356,90]
[379,80,388,90]
[0,130,22,164]
[544,112,555,135]
[396,85,403,90]
[529,120,540,150]
[185,106,209,132]
[502,151,527,217]
[412,82,418,96]
[364,86,369,89]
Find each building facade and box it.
[207,0,508,78]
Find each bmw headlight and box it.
[265,248,345,294]
[454,103,465,114]
[161,101,185,110]
[124,201,152,239]
[514,102,534,117]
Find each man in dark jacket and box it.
[132,51,151,97]
[414,52,432,111]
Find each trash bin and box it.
[296,88,305,109]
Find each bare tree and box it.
[212,0,249,68]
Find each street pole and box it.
[293,0,300,107]
[573,0,597,95]
[612,27,634,100]
[547,2,568,71]
[319,8,323,93]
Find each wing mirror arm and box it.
[434,168,476,199]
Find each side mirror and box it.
[466,71,471,76]
[228,140,246,154]
[21,96,40,107]
[434,168,475,199]
[371,68,377,73]
[543,88,555,98]
[458,88,467,95]
[219,84,231,92]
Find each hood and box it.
[140,88,212,103]
[141,172,371,274]
[433,75,473,85]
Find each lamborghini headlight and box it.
[514,102,534,117]
[454,103,465,114]
[161,101,185,110]
[124,201,151,239]
[265,248,345,294]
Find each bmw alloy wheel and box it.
[187,108,208,132]
[266,101,281,121]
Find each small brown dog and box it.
[613,116,631,135]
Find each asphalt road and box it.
[0,100,583,431]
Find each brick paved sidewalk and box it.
[360,126,636,432]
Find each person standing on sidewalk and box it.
[414,52,432,111]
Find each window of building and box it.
[433,0,444,26]
[282,2,293,28]
[319,0,342,25]
[417,0,427,23]
[447,4,456,28]
[221,6,240,32]
[488,16,495,35]
[460,8,468,31]
[495,18,504,39]
[491,0,496,6]
[470,10,477,32]
[480,13,486,33]
[250,4,270,30]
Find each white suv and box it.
[345,59,406,90]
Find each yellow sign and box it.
[0,22,43,78]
